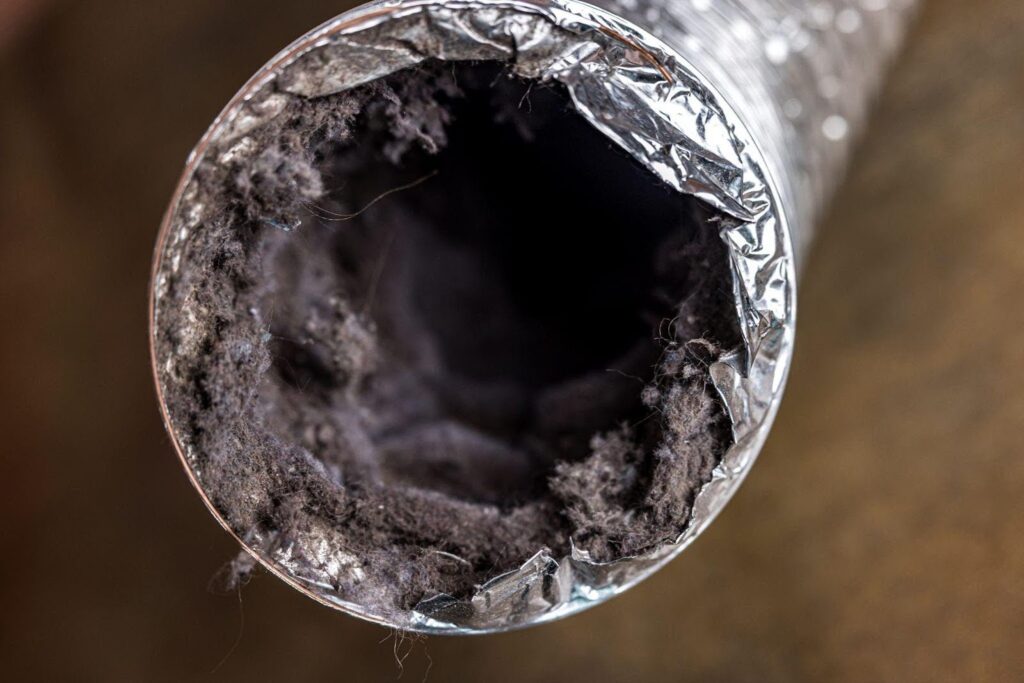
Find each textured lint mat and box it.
[153,61,742,620]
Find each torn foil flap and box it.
[151,0,916,633]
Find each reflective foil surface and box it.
[151,0,916,632]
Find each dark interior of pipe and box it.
[158,61,741,613]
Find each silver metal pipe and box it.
[151,0,917,633]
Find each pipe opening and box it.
[157,61,741,613]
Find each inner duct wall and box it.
[154,62,739,615]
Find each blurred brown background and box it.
[1,0,1022,680]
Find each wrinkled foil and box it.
[151,0,916,633]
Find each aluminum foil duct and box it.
[150,0,917,632]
